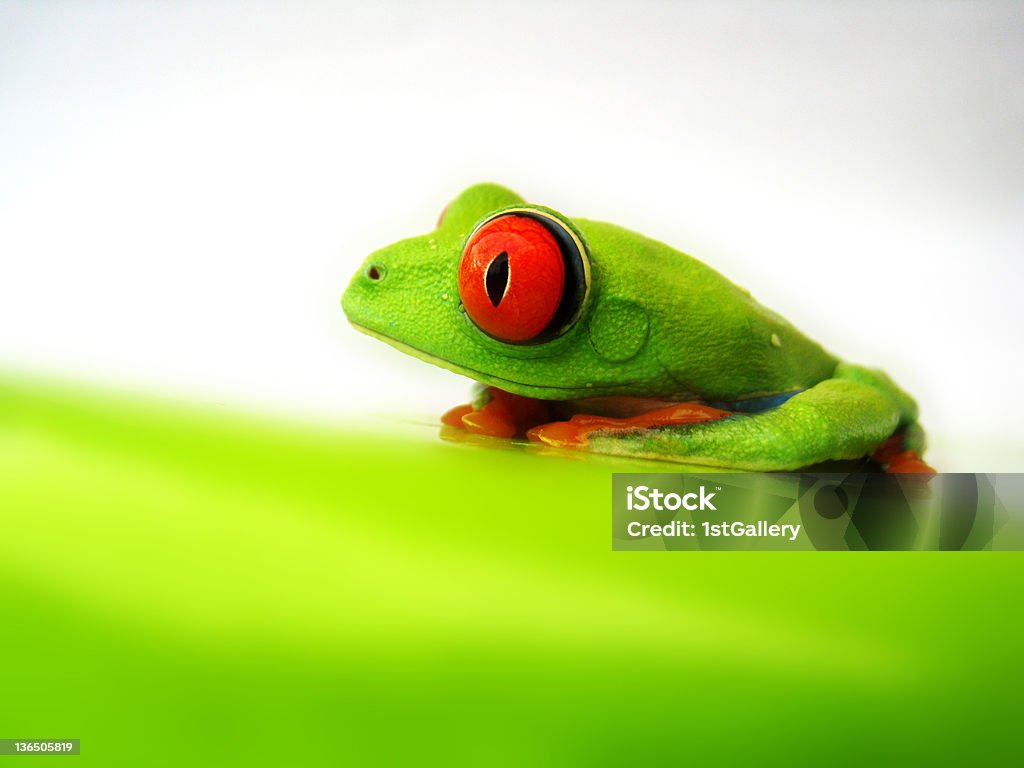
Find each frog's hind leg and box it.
[533,365,929,472]
[525,402,733,448]
[833,363,933,473]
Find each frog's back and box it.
[576,218,839,402]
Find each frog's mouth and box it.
[349,321,800,413]
[348,321,589,398]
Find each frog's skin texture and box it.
[342,183,930,472]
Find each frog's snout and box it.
[342,254,387,328]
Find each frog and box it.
[341,183,932,473]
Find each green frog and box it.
[342,183,931,472]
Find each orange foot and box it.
[526,402,732,448]
[441,388,553,438]
[871,433,936,475]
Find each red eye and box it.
[458,215,568,343]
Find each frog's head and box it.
[342,183,653,400]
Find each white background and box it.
[2,1,1022,469]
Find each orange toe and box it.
[884,450,937,475]
[461,398,518,438]
[444,388,553,439]
[441,404,474,428]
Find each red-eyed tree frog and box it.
[342,183,932,473]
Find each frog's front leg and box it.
[531,368,932,472]
[441,384,553,438]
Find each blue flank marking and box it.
[705,390,803,414]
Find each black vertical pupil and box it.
[485,251,509,307]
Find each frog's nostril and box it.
[366,264,384,281]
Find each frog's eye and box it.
[458,211,589,344]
